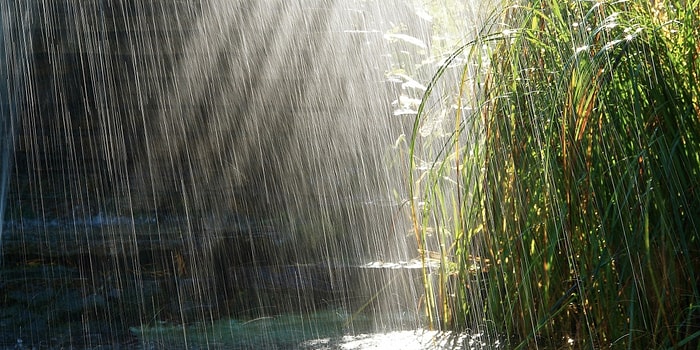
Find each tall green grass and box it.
[410,0,700,347]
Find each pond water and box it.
[1,219,502,349]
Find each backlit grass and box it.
[410,0,699,347]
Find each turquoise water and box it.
[132,311,500,349]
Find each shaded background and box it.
[1,0,436,347]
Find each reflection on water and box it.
[135,315,502,349]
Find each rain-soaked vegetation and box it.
[1,0,698,349]
[411,0,700,348]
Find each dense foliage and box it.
[411,0,700,347]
